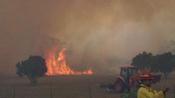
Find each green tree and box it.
[131,52,153,70]
[16,56,47,85]
[155,52,174,78]
[131,51,175,78]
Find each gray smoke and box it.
[0,0,175,75]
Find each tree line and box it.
[131,51,175,78]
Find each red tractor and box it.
[112,65,161,93]
[113,66,137,92]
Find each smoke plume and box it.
[0,0,175,75]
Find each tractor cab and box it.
[120,66,137,82]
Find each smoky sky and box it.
[0,0,175,75]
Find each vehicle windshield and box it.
[128,68,136,76]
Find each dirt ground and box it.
[0,75,174,98]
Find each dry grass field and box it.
[0,74,174,98]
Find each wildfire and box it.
[45,47,93,76]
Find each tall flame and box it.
[45,47,93,76]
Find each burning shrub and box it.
[16,56,47,85]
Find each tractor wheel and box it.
[114,79,124,93]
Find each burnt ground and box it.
[0,75,174,98]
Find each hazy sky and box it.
[0,0,175,74]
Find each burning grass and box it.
[45,47,93,76]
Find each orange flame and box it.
[45,47,93,76]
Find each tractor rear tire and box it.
[114,79,124,93]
